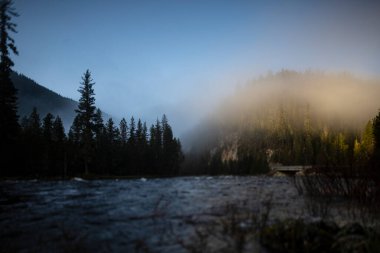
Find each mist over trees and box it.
[182,71,380,175]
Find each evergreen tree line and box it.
[15,108,183,178]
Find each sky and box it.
[11,0,380,135]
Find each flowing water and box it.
[0,176,344,252]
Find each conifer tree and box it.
[119,118,128,145]
[128,116,136,145]
[142,122,148,145]
[93,108,104,140]
[52,116,66,177]
[162,114,172,150]
[104,118,120,174]
[127,116,137,174]
[373,110,380,162]
[105,118,119,143]
[117,118,128,173]
[154,119,162,150]
[149,119,163,174]
[42,113,54,142]
[74,69,96,174]
[42,113,54,173]
[52,116,65,143]
[23,107,43,174]
[68,115,81,144]
[161,115,182,174]
[135,119,148,174]
[0,0,19,173]
[91,109,107,174]
[136,119,143,144]
[27,107,42,136]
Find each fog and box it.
[182,70,380,151]
[12,1,380,140]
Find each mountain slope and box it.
[182,71,380,174]
[11,72,78,129]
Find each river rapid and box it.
[0,176,355,252]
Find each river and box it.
[0,176,356,252]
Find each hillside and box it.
[11,72,78,129]
[182,71,380,174]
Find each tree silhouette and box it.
[0,0,19,174]
[105,118,119,143]
[127,116,137,174]
[119,118,128,145]
[52,116,65,143]
[52,116,67,177]
[162,115,183,175]
[373,110,380,164]
[93,108,104,140]
[104,118,120,174]
[74,69,96,174]
[42,113,54,173]
[22,107,43,175]
[149,119,163,174]
[68,115,81,144]
[93,108,109,174]
[135,119,148,174]
[42,113,54,142]
[128,116,136,145]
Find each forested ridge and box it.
[183,71,380,175]
[11,71,78,129]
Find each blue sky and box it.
[12,0,380,135]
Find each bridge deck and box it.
[270,165,312,173]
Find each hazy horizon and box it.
[12,0,380,135]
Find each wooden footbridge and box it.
[270,165,313,176]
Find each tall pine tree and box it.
[52,116,65,143]
[93,108,104,140]
[52,116,67,178]
[42,113,54,174]
[119,118,128,145]
[74,69,96,175]
[162,115,182,175]
[22,107,43,175]
[0,0,19,174]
